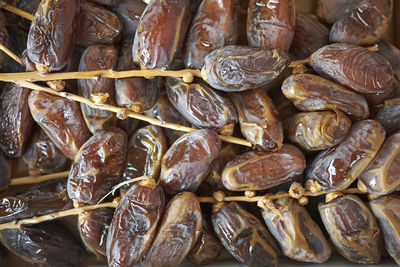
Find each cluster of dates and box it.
[0,0,398,266]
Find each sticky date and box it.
[110,0,146,36]
[373,98,400,134]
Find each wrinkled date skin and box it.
[77,0,122,47]
[78,45,118,134]
[229,88,283,151]
[202,45,290,92]
[378,40,400,82]
[23,128,68,175]
[307,120,385,192]
[0,222,84,266]
[107,180,165,267]
[330,0,393,46]
[68,127,127,204]
[0,155,10,191]
[222,144,306,191]
[282,74,369,120]
[183,0,239,69]
[111,0,146,36]
[28,91,91,160]
[247,0,295,52]
[0,83,33,158]
[78,208,113,257]
[133,0,191,69]
[373,98,400,134]
[166,78,238,136]
[143,192,202,267]
[359,131,400,195]
[122,125,167,184]
[319,195,383,264]
[316,0,354,24]
[27,0,79,74]
[289,12,329,60]
[0,179,73,224]
[212,202,280,267]
[160,129,221,195]
[283,111,352,151]
[310,43,394,94]
[369,195,400,265]
[263,197,331,263]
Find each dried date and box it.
[0,155,9,191]
[111,0,146,36]
[373,98,400,134]
[316,0,354,24]
[0,12,9,70]
[378,40,400,81]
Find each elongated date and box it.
[111,0,146,36]
[143,192,202,267]
[229,88,283,150]
[212,202,280,267]
[310,43,394,94]
[263,197,331,263]
[107,180,165,267]
[68,127,127,204]
[373,98,400,134]
[316,0,354,24]
[28,91,91,160]
[284,111,351,151]
[160,129,221,195]
[378,40,400,82]
[202,45,290,92]
[166,78,238,136]
[319,195,383,264]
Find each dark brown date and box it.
[222,144,306,191]
[78,44,118,134]
[28,91,91,160]
[0,244,7,267]
[27,0,79,74]
[289,12,329,60]
[0,83,33,157]
[77,0,122,47]
[247,0,295,52]
[88,0,121,5]
[183,0,239,69]
[330,0,392,46]
[316,0,354,24]
[283,111,352,151]
[378,40,400,81]
[0,12,9,70]
[212,202,280,267]
[0,179,72,224]
[111,0,146,36]
[319,195,382,264]
[117,117,139,137]
[369,195,400,265]
[202,45,290,92]
[359,131,400,195]
[160,129,221,195]
[133,0,191,69]
[282,74,370,120]
[263,197,331,263]
[143,192,202,267]
[268,87,299,120]
[307,120,385,192]
[0,155,10,191]
[229,88,283,150]
[107,180,165,267]
[3,25,26,73]
[78,208,113,257]
[68,127,127,204]
[0,222,84,266]
[373,98,400,134]
[166,78,238,136]
[310,43,394,94]
[23,128,68,176]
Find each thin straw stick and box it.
[10,171,70,186]
[0,43,23,65]
[1,3,34,20]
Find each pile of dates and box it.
[0,0,399,266]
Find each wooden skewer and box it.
[1,3,34,20]
[10,171,70,186]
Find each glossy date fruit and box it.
[28,91,91,160]
[222,144,306,191]
[307,120,385,192]
[229,88,283,151]
[316,0,354,24]
[262,197,331,263]
[143,192,202,267]
[373,98,400,134]
[310,43,394,94]
[212,202,280,267]
[247,0,295,52]
[377,40,400,81]
[183,0,239,69]
[283,111,351,151]
[68,127,127,204]
[78,44,118,134]
[133,0,191,69]
[319,195,382,264]
[166,78,238,136]
[110,0,146,36]
[160,129,221,195]
[202,45,290,92]
[107,180,165,267]
[369,195,400,265]
[27,0,79,74]
[281,74,369,120]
